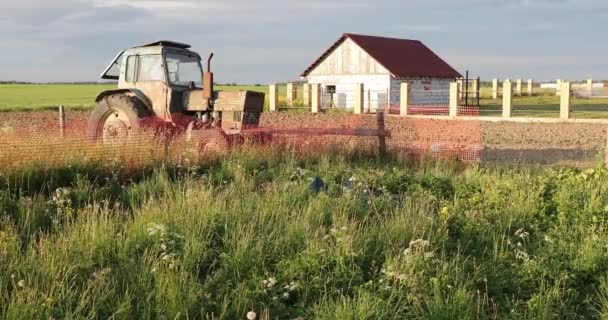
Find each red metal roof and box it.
[301,33,462,79]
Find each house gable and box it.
[302,33,462,79]
[306,38,389,76]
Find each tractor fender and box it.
[95,89,153,111]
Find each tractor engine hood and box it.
[185,90,264,114]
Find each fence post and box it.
[515,79,522,96]
[587,79,593,97]
[556,79,562,96]
[302,83,311,108]
[269,84,278,112]
[377,111,387,158]
[58,105,65,137]
[353,83,363,115]
[502,79,512,118]
[605,130,608,169]
[560,81,571,119]
[400,82,409,116]
[470,78,478,98]
[492,78,499,99]
[311,83,320,114]
[457,78,464,99]
[449,82,459,117]
[527,79,534,96]
[286,83,296,107]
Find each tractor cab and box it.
[89,41,264,143]
[100,41,206,119]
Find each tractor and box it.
[88,40,265,150]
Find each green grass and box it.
[478,87,608,118]
[2,149,608,319]
[2,84,608,119]
[0,84,268,112]
[0,84,115,111]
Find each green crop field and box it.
[1,148,608,319]
[478,87,608,118]
[2,84,608,119]
[0,84,268,111]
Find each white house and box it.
[301,33,462,111]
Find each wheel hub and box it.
[102,110,131,143]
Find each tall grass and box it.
[1,149,608,319]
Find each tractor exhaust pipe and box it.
[203,53,214,103]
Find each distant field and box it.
[478,87,608,118]
[0,84,268,111]
[2,84,608,119]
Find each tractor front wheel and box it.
[87,94,151,143]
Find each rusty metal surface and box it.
[184,89,207,111]
[136,82,169,121]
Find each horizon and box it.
[1,0,606,84]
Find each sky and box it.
[0,0,606,83]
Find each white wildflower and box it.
[246,311,257,320]
[267,277,277,288]
[17,280,25,288]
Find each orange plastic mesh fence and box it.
[1,110,603,169]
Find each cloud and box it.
[0,0,606,83]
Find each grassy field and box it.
[0,84,268,111]
[2,84,608,119]
[1,148,608,319]
[478,87,608,118]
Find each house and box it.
[301,33,462,111]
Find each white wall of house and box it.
[390,78,451,107]
[307,74,391,111]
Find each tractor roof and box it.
[137,41,191,49]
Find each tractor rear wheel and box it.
[87,94,151,143]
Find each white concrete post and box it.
[286,83,296,107]
[527,79,534,96]
[311,84,320,113]
[449,82,459,117]
[502,79,512,118]
[556,79,562,96]
[400,82,409,116]
[269,84,278,112]
[587,79,593,97]
[302,83,311,107]
[472,78,479,98]
[516,79,522,96]
[560,81,571,119]
[353,83,363,115]
[492,78,499,99]
[457,79,464,99]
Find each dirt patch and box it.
[1,110,606,165]
[261,113,607,150]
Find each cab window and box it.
[125,55,137,83]
[137,55,164,81]
[165,53,202,87]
